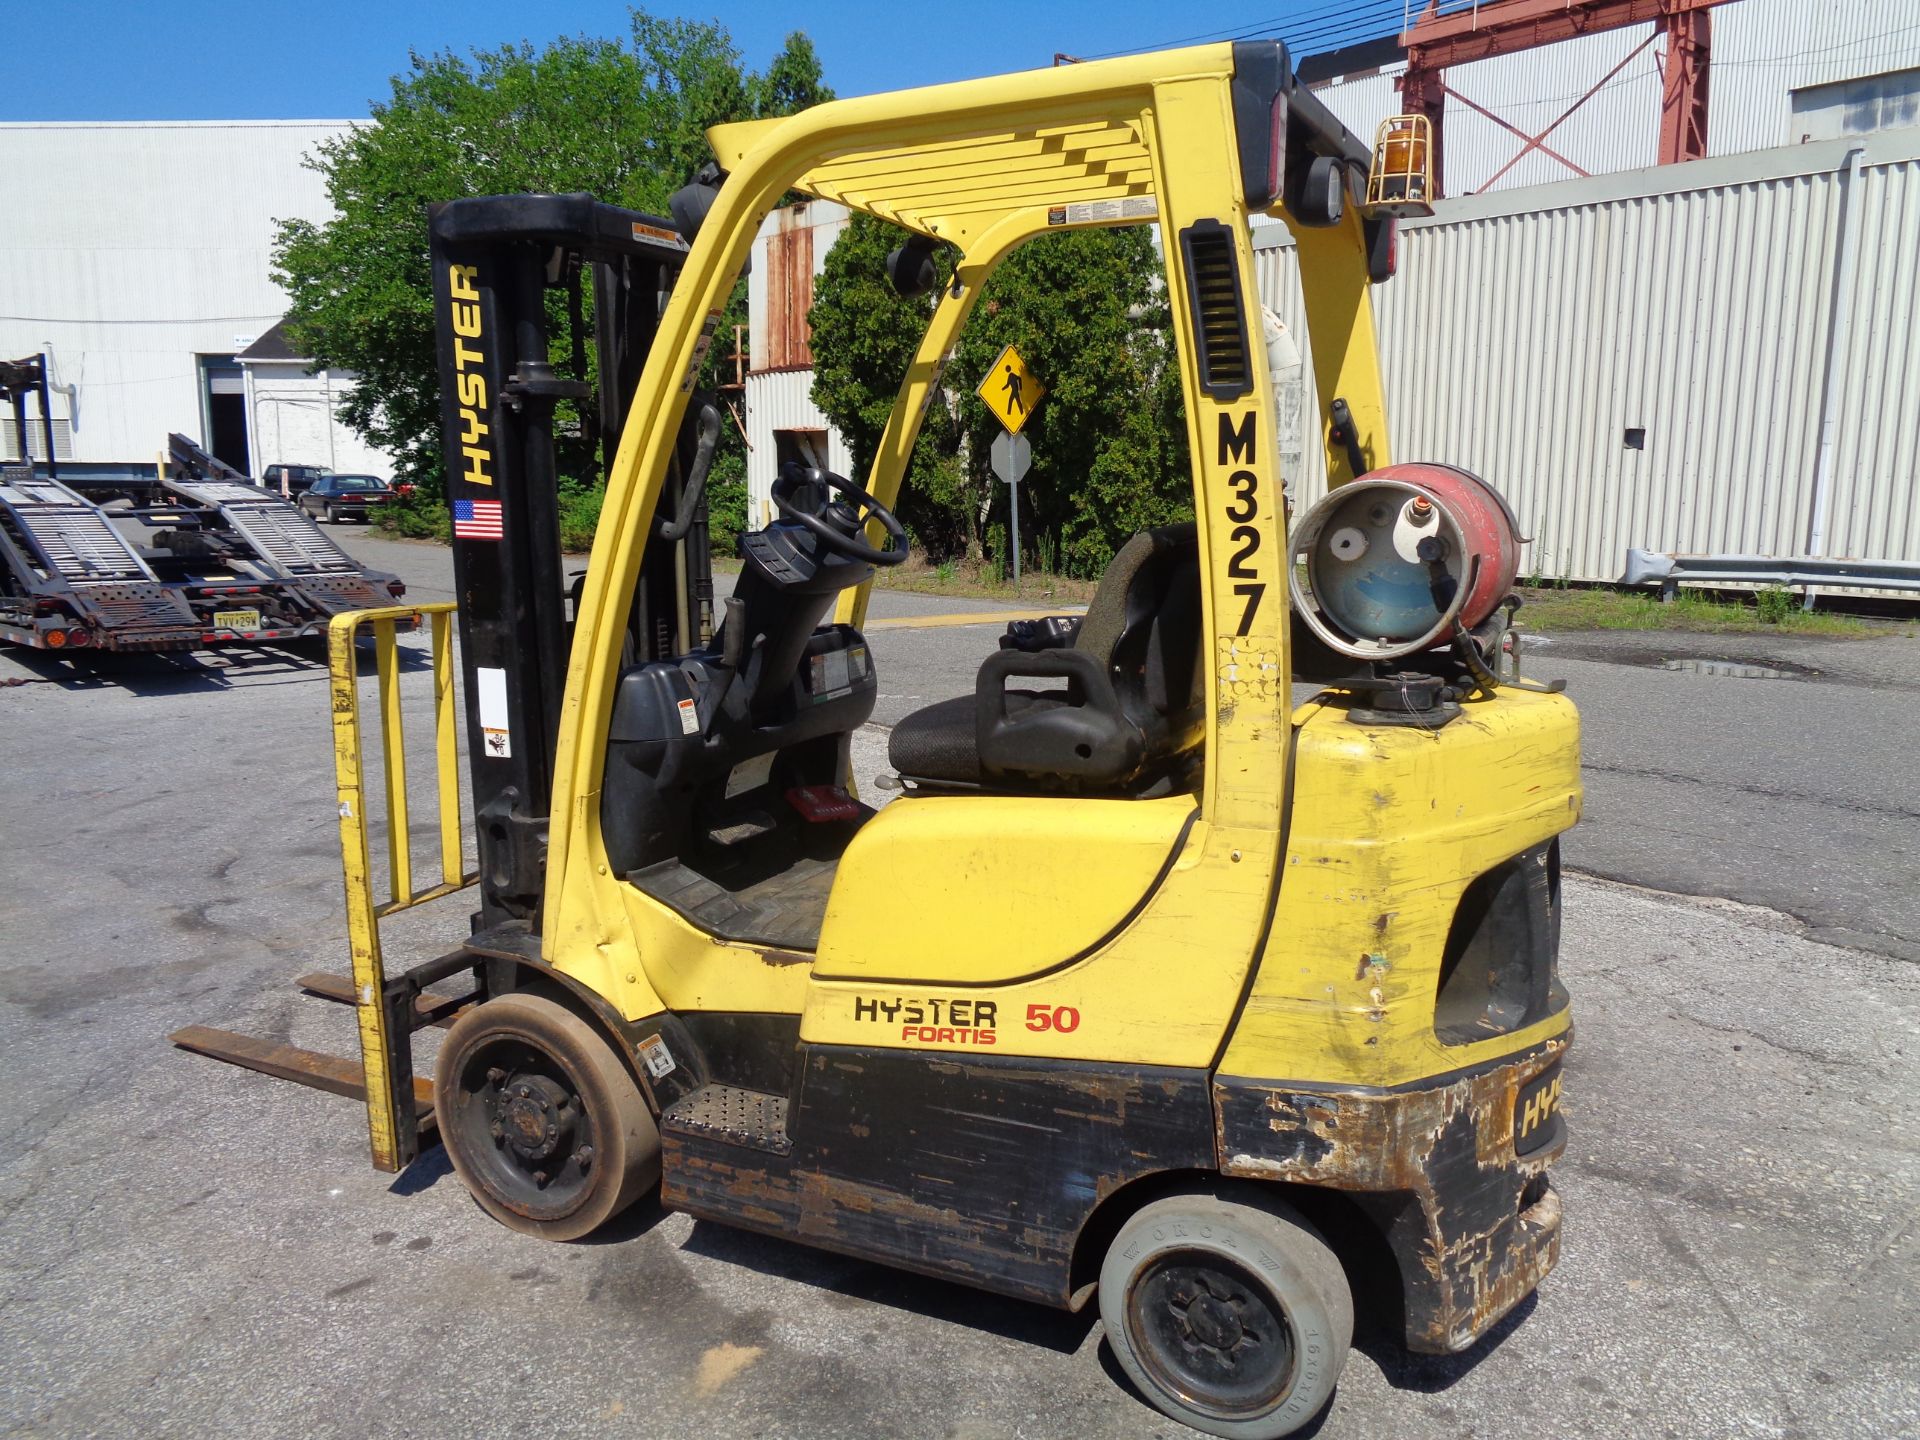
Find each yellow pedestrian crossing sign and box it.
[976,344,1046,434]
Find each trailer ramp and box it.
[158,473,391,613]
[0,467,198,648]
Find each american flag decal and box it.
[452,498,504,540]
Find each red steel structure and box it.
[1398,0,1735,196]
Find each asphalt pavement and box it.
[2,524,1916,1440]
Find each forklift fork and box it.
[171,603,480,1172]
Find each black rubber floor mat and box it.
[630,845,842,951]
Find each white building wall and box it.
[242,363,394,478]
[1311,0,1920,195]
[1254,129,1920,580]
[0,120,389,472]
[744,200,853,525]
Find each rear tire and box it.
[435,992,660,1241]
[1099,1190,1353,1440]
[325,504,339,524]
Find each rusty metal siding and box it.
[745,202,854,521]
[1255,129,1920,581]
[763,212,816,370]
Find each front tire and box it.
[1099,1190,1353,1440]
[435,992,660,1241]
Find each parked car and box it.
[298,474,393,523]
[260,463,333,499]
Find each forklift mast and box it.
[426,195,704,929]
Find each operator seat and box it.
[888,523,1204,793]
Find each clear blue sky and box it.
[0,0,1411,121]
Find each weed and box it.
[1755,584,1796,625]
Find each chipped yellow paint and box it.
[1219,687,1581,1088]
[609,865,811,1016]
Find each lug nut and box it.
[574,1146,594,1170]
[533,1170,549,1187]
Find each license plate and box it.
[1514,1061,1564,1155]
[213,608,261,632]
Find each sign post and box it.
[990,430,1032,588]
[977,344,1045,589]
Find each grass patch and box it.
[869,557,1098,605]
[1518,585,1880,635]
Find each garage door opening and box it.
[199,356,251,476]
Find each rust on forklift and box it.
[1215,1033,1570,1353]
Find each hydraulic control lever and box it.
[656,403,722,543]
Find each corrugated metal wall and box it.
[1312,0,1920,196]
[744,370,855,528]
[1254,129,1920,579]
[1822,144,1920,565]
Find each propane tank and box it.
[1289,463,1524,661]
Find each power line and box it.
[1079,0,1409,62]
[1714,21,1920,70]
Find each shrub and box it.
[375,495,450,539]
[558,486,604,553]
[704,448,749,557]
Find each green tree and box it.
[272,11,830,495]
[809,216,1190,577]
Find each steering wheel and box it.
[772,462,910,567]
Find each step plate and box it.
[663,1084,792,1156]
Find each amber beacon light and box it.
[1367,114,1436,217]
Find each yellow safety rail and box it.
[328,603,477,1170]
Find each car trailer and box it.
[0,357,408,654]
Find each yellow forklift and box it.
[175,41,1577,1439]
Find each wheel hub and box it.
[493,1073,574,1165]
[1177,1287,1246,1354]
[1129,1251,1294,1418]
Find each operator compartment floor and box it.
[628,811,865,951]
